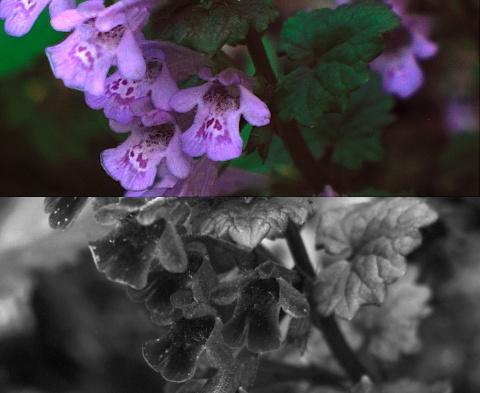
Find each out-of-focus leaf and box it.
[193,197,313,249]
[314,198,438,319]
[355,266,432,361]
[351,376,452,393]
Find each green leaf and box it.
[152,0,278,53]
[313,198,438,320]
[192,197,313,249]
[302,73,395,169]
[244,124,274,164]
[275,0,400,127]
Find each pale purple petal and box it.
[141,109,175,127]
[116,27,146,80]
[50,8,87,31]
[49,0,75,18]
[151,63,178,111]
[94,1,126,32]
[109,117,141,133]
[180,105,211,157]
[165,127,192,179]
[101,125,172,190]
[205,113,243,161]
[130,95,155,117]
[76,0,104,17]
[124,5,149,31]
[1,0,49,36]
[372,51,423,98]
[169,83,212,113]
[239,86,271,127]
[46,30,115,95]
[410,33,438,60]
[197,66,214,81]
[85,91,107,110]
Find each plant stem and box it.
[284,220,370,382]
[244,26,338,193]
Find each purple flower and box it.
[45,0,150,95]
[336,0,438,98]
[0,0,73,36]
[169,67,271,161]
[85,45,165,124]
[101,63,192,191]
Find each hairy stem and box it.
[284,220,370,382]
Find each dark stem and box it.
[244,26,340,193]
[284,219,370,382]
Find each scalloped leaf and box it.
[275,0,400,127]
[314,198,438,319]
[193,198,313,249]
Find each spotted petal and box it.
[0,0,50,36]
[101,124,175,191]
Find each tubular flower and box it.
[0,0,73,36]
[169,67,271,161]
[45,0,150,95]
[101,63,192,191]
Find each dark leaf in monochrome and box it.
[222,278,281,353]
[128,253,204,325]
[184,235,257,274]
[143,315,216,382]
[194,198,314,249]
[89,216,167,289]
[277,277,309,319]
[314,198,439,319]
[175,379,209,393]
[205,318,234,370]
[44,197,90,230]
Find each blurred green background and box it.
[0,1,478,195]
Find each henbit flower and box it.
[0,0,73,37]
[169,67,271,161]
[45,0,150,96]
[101,63,192,192]
[85,46,166,124]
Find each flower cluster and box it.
[336,0,438,98]
[0,0,271,195]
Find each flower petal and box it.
[50,8,87,32]
[165,128,192,179]
[116,27,146,80]
[46,30,115,95]
[101,125,172,190]
[169,83,212,113]
[205,113,243,161]
[373,51,423,98]
[1,0,50,36]
[239,86,271,127]
[151,63,179,111]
